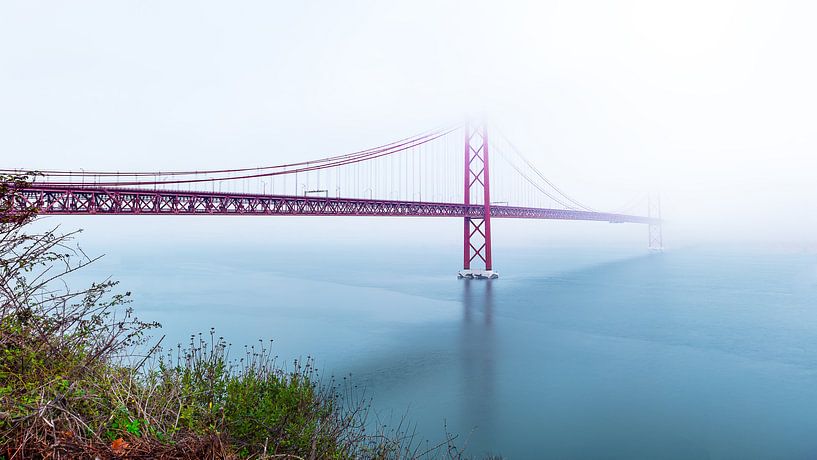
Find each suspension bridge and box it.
[2,122,663,278]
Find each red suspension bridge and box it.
[3,122,662,278]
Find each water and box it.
[75,243,817,459]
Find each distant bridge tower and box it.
[459,122,498,279]
[648,193,664,252]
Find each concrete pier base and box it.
[458,269,499,279]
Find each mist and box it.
[2,0,815,247]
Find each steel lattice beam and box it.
[7,185,656,225]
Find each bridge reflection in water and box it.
[459,280,497,448]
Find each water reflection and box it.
[460,281,497,449]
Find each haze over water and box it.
[74,242,817,459]
[5,1,817,458]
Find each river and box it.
[73,242,817,458]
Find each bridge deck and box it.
[10,185,655,224]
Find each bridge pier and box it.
[458,268,499,279]
[459,122,498,279]
[648,193,664,252]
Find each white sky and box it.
[1,0,815,248]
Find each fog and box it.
[2,0,815,248]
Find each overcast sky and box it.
[1,1,815,248]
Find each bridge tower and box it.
[459,122,498,279]
[648,193,664,252]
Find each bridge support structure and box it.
[648,193,663,252]
[459,122,498,279]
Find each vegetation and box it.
[0,175,491,459]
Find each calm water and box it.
[77,243,817,459]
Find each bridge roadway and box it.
[11,185,655,224]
